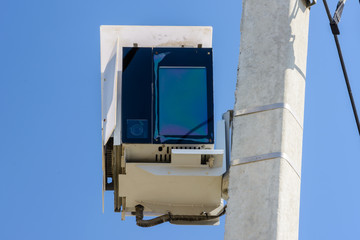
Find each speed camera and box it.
[100,26,228,226]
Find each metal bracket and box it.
[306,0,317,8]
[222,110,233,172]
[221,102,303,177]
[231,152,301,179]
[234,102,303,129]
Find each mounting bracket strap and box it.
[231,152,301,179]
[234,102,303,129]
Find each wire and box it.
[322,0,360,136]
[135,204,227,227]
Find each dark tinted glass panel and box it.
[122,47,152,143]
[158,67,208,136]
[153,48,214,144]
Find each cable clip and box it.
[306,0,317,8]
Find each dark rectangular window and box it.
[122,47,153,143]
[158,67,208,136]
[122,47,213,144]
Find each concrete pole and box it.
[224,1,310,240]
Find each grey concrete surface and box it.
[225,0,310,239]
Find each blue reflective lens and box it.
[158,67,208,136]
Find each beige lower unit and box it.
[111,143,226,225]
[119,163,223,216]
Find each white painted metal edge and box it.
[171,149,224,155]
[100,25,213,72]
[136,163,225,176]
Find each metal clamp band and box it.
[231,152,301,179]
[234,102,303,129]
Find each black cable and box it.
[135,204,227,227]
[322,0,360,136]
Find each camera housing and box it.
[100,26,226,225]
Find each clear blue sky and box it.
[1,0,359,239]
